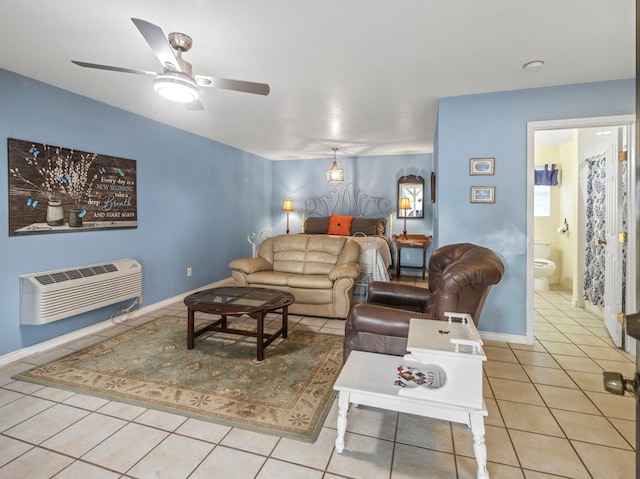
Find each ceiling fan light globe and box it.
[153,73,199,103]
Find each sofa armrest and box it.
[328,261,360,281]
[367,281,432,310]
[228,257,272,274]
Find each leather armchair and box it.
[344,243,504,360]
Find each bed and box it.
[302,183,394,284]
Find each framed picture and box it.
[470,158,495,175]
[471,186,495,203]
[8,138,138,236]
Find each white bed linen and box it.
[341,235,392,282]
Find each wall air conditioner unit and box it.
[20,259,142,325]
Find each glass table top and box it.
[194,288,287,308]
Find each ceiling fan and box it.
[71,18,270,110]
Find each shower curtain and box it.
[583,153,628,307]
[583,154,606,306]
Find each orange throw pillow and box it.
[327,214,354,235]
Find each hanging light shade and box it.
[326,148,344,183]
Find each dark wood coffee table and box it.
[183,286,295,361]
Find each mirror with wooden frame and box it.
[397,174,424,219]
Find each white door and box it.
[603,128,626,347]
[527,116,636,348]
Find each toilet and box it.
[533,241,557,291]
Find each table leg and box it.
[282,306,288,338]
[422,245,427,279]
[256,311,265,361]
[470,413,489,479]
[396,246,402,277]
[335,391,350,453]
[187,308,195,350]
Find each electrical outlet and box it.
[187,267,192,277]
[405,253,411,260]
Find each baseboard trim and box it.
[480,331,530,345]
[0,277,235,368]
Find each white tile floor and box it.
[0,282,636,478]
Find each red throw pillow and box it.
[327,215,354,235]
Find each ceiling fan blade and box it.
[131,18,182,73]
[185,99,204,111]
[195,75,270,96]
[71,60,157,77]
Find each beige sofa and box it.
[228,234,361,319]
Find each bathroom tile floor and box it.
[0,283,636,478]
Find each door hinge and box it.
[618,232,627,243]
[618,312,626,323]
[619,150,628,162]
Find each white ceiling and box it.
[0,0,634,160]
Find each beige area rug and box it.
[14,316,344,442]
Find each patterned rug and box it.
[14,316,344,442]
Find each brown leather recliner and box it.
[343,243,505,361]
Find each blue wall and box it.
[1,68,633,356]
[0,69,272,356]
[436,79,635,336]
[272,153,434,263]
[272,154,434,235]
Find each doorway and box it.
[527,115,637,354]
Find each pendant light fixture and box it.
[326,148,344,183]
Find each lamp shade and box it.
[326,161,344,183]
[327,148,344,183]
[400,197,411,211]
[282,198,294,211]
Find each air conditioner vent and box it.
[33,264,123,285]
[35,275,55,285]
[78,267,96,277]
[20,259,142,325]
[50,272,70,283]
[65,269,83,280]
[92,265,108,275]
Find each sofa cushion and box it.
[287,274,333,289]
[303,235,348,274]
[272,235,309,274]
[246,271,291,286]
[328,215,353,235]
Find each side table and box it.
[393,234,432,279]
[333,313,489,479]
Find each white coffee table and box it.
[334,314,489,479]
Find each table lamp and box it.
[282,198,294,234]
[400,196,411,238]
